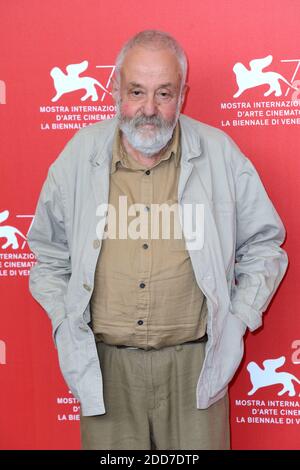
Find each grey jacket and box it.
[27,114,288,416]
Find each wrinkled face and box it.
[113,45,186,156]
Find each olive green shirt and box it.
[91,123,207,349]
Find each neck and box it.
[121,133,171,168]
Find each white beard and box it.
[115,98,181,157]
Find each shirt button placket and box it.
[137,168,152,343]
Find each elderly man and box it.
[28,30,288,450]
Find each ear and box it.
[180,83,189,107]
[111,77,119,100]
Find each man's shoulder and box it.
[179,113,234,144]
[51,117,117,171]
[179,113,248,169]
[68,116,118,145]
[180,114,245,159]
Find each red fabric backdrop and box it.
[0,0,298,449]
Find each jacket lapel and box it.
[179,116,230,306]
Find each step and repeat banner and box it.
[0,0,298,449]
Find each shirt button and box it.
[137,320,144,325]
[93,239,101,249]
[139,282,146,288]
[142,243,148,249]
[145,170,151,175]
[83,284,92,291]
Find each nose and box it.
[142,94,157,116]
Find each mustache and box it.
[133,114,163,128]
[120,113,174,130]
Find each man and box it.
[28,30,288,450]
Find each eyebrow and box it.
[128,82,143,88]
[128,82,174,89]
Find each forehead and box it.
[120,45,182,87]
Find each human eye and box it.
[129,89,144,99]
[156,90,173,101]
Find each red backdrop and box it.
[0,0,298,449]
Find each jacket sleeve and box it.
[230,155,288,332]
[27,163,71,347]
